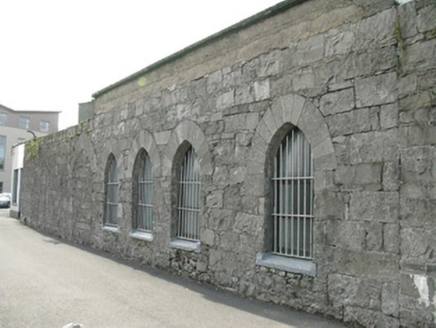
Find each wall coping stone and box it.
[256,252,317,276]
[130,230,154,242]
[102,225,121,234]
[170,238,201,253]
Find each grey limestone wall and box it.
[21,1,436,327]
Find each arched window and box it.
[177,146,200,241]
[273,128,313,259]
[105,155,118,226]
[135,150,153,232]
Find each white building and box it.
[9,143,24,218]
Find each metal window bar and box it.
[137,153,153,232]
[106,159,118,225]
[177,147,200,241]
[272,129,313,259]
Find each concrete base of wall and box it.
[9,209,19,219]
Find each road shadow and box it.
[32,227,344,328]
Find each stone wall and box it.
[21,0,436,327]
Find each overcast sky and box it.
[1,0,281,130]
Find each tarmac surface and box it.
[0,209,345,328]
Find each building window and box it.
[12,169,19,204]
[0,113,7,126]
[40,121,50,132]
[272,128,313,259]
[177,146,201,241]
[0,136,6,170]
[134,150,153,232]
[104,155,118,226]
[18,117,30,129]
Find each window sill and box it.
[170,238,201,253]
[102,225,120,233]
[256,253,316,277]
[130,230,154,242]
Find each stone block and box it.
[271,93,305,128]
[229,166,246,184]
[351,0,395,16]
[383,161,399,191]
[400,107,432,125]
[401,228,429,258]
[380,103,398,130]
[328,273,381,310]
[153,130,171,145]
[270,73,293,98]
[206,191,223,208]
[399,125,436,148]
[326,220,365,250]
[292,67,315,91]
[364,222,383,251]
[350,191,399,222]
[398,74,417,97]
[370,45,398,73]
[398,1,418,39]
[348,129,399,165]
[401,39,436,74]
[333,248,399,281]
[320,88,355,116]
[354,9,396,50]
[294,34,324,67]
[223,67,242,89]
[401,146,436,184]
[381,282,399,317]
[334,163,382,190]
[384,223,400,254]
[325,30,355,57]
[223,184,242,210]
[224,112,259,133]
[207,70,223,94]
[401,198,436,227]
[315,190,345,220]
[242,58,260,82]
[212,165,229,186]
[343,307,399,328]
[254,80,270,102]
[258,50,281,77]
[400,183,436,203]
[355,73,397,108]
[399,91,431,113]
[216,90,235,110]
[400,273,421,299]
[233,212,262,235]
[207,209,234,232]
[417,4,436,33]
[235,84,254,105]
[298,100,330,149]
[201,228,216,247]
[326,107,376,137]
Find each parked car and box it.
[0,193,11,208]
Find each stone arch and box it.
[131,148,152,232]
[249,94,335,176]
[70,134,97,239]
[128,129,161,178]
[99,141,123,179]
[103,152,119,226]
[162,120,213,177]
[162,120,213,240]
[248,93,336,252]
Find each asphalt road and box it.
[0,209,344,328]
